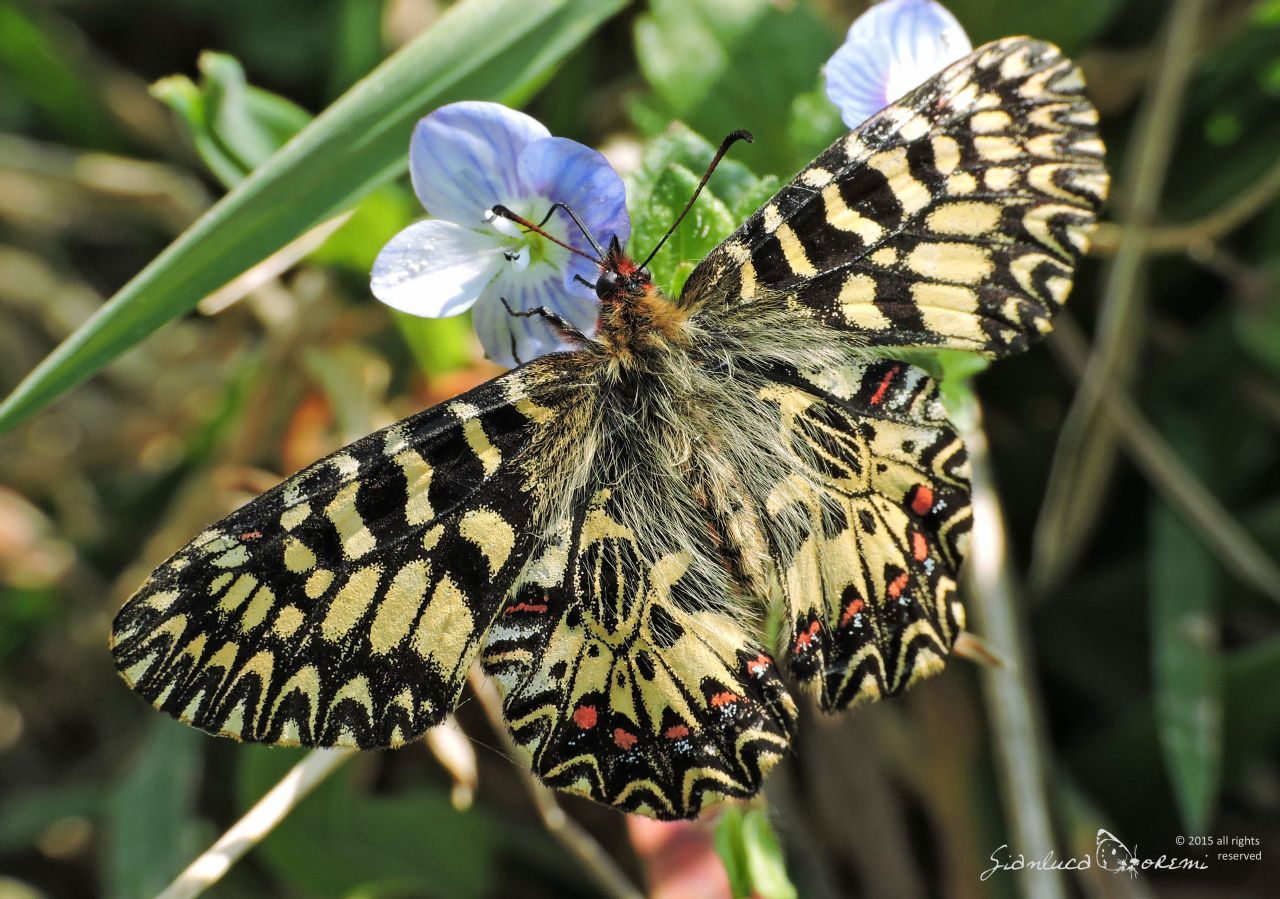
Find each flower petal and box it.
[518,136,630,290]
[471,268,598,368]
[824,0,971,129]
[409,101,550,225]
[370,219,504,318]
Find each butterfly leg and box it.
[500,297,591,344]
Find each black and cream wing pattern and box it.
[111,362,570,748]
[681,36,1108,358]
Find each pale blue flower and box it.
[371,101,629,367]
[824,0,972,129]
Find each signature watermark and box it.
[980,829,1244,881]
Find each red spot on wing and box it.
[840,598,865,627]
[664,724,690,740]
[710,691,740,708]
[572,705,597,729]
[747,654,772,677]
[504,601,549,615]
[613,728,638,750]
[912,530,930,562]
[887,571,911,599]
[869,366,900,406]
[910,484,934,516]
[794,619,821,650]
[239,531,263,541]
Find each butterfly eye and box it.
[595,269,620,299]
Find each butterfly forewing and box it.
[111,362,570,748]
[680,37,1108,357]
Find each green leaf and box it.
[106,720,203,899]
[0,0,628,435]
[1150,417,1223,833]
[626,125,774,295]
[199,53,313,178]
[632,0,838,176]
[236,748,499,899]
[713,808,796,899]
[153,53,313,190]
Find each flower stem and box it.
[954,392,1067,899]
[154,748,355,899]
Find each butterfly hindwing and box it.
[760,360,971,710]
[111,362,571,748]
[482,489,797,820]
[680,37,1108,357]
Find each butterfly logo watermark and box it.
[1095,829,1141,877]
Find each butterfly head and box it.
[593,235,653,302]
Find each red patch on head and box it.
[910,485,934,516]
[710,691,739,708]
[614,256,638,276]
[747,654,771,676]
[664,724,690,740]
[869,366,900,406]
[840,598,865,627]
[912,530,929,562]
[887,572,911,599]
[613,728,638,750]
[572,705,597,729]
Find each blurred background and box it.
[2,0,1279,897]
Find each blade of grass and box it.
[1149,426,1223,833]
[0,0,627,434]
[951,387,1068,899]
[156,749,355,899]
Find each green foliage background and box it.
[1,0,1278,897]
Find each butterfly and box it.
[112,37,1107,819]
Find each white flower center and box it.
[482,197,573,275]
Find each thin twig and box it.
[467,667,645,899]
[1052,316,1280,604]
[1033,0,1210,590]
[1089,155,1280,255]
[155,748,355,899]
[954,394,1068,899]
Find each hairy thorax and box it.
[525,283,866,622]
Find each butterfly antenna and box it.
[638,129,753,270]
[535,202,607,258]
[489,205,600,264]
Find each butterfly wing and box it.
[680,37,1108,358]
[111,360,572,748]
[482,489,797,820]
[759,360,970,709]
